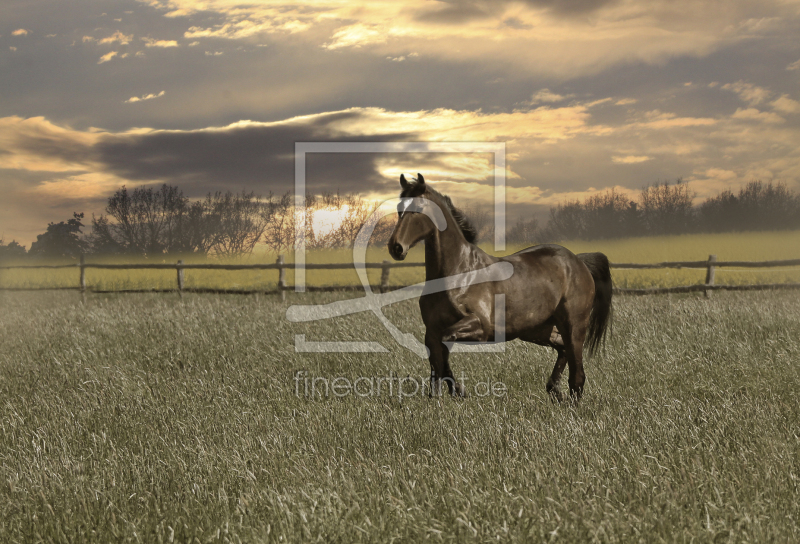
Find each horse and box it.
[387,174,613,401]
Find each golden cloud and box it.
[2,88,799,222]
[0,116,102,172]
[612,155,653,164]
[141,0,798,77]
[142,37,179,47]
[98,51,118,64]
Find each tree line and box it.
[0,185,396,261]
[2,179,799,261]
[506,179,800,243]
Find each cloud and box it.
[30,171,129,201]
[138,0,800,79]
[0,116,101,172]
[771,94,800,114]
[787,59,800,70]
[3,70,800,244]
[125,91,166,103]
[526,89,574,104]
[99,31,134,45]
[323,24,388,50]
[184,17,311,40]
[631,110,717,129]
[142,37,179,47]
[721,80,772,105]
[11,29,29,36]
[521,0,620,17]
[98,51,118,64]
[612,155,652,164]
[9,46,17,52]
[501,17,533,30]
[731,107,785,124]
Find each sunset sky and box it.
[1,0,799,246]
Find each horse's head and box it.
[388,173,439,260]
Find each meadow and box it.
[1,288,799,542]
[2,230,800,292]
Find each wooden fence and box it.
[1,254,800,300]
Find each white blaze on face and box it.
[399,197,415,215]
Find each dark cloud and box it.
[520,0,619,17]
[413,0,617,25]
[501,17,533,30]
[3,0,800,247]
[414,2,490,25]
[92,112,418,196]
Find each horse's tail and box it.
[578,252,613,356]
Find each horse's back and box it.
[504,243,596,305]
[508,244,589,277]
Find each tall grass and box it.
[1,289,799,542]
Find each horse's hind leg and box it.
[564,324,587,401]
[546,328,567,402]
[547,351,568,403]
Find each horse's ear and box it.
[400,174,409,189]
[417,173,425,185]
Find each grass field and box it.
[2,230,800,291]
[1,289,799,542]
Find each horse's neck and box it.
[424,219,488,281]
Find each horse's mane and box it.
[400,180,478,244]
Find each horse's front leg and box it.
[425,330,467,398]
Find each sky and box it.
[1,0,800,247]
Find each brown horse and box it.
[388,174,612,401]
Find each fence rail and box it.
[2,254,800,299]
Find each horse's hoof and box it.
[546,380,563,403]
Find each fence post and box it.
[704,254,716,298]
[380,260,391,294]
[177,260,184,298]
[80,254,86,303]
[277,254,286,301]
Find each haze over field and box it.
[2,0,800,246]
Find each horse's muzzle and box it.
[389,242,407,261]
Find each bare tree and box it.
[545,199,585,241]
[639,178,695,235]
[269,192,391,250]
[204,191,277,256]
[583,189,638,239]
[90,185,195,255]
[506,217,539,244]
[263,193,294,252]
[699,180,800,232]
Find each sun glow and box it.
[311,205,351,240]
